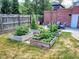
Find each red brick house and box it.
[44,2,79,28]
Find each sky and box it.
[18,0,79,2]
[18,0,79,8]
[62,0,73,8]
[18,0,25,3]
[62,0,79,8]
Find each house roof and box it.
[52,1,65,8]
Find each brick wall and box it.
[44,6,79,27]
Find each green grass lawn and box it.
[0,32,79,59]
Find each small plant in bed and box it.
[15,25,29,36]
[49,24,59,36]
[30,14,39,34]
[9,25,30,41]
[49,24,58,32]
[31,14,38,30]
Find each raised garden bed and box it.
[9,33,33,42]
[8,25,33,43]
[30,31,61,48]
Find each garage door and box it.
[71,14,79,28]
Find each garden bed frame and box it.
[30,32,61,49]
[9,33,33,42]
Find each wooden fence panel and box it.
[0,14,31,34]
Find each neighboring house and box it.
[44,1,79,28]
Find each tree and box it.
[20,0,52,15]
[1,0,11,14]
[32,0,52,15]
[12,0,19,14]
[31,0,39,14]
[21,0,33,14]
[19,3,27,14]
[40,0,52,14]
[31,14,38,29]
[0,0,2,13]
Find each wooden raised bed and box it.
[9,33,33,42]
[30,32,61,49]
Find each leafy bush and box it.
[31,14,38,29]
[33,24,59,43]
[15,25,29,36]
[39,32,51,39]
[38,25,45,33]
[49,24,58,32]
[34,27,51,39]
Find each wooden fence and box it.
[0,14,31,34]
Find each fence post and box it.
[0,15,3,33]
[30,15,32,26]
[0,15,2,33]
[18,14,20,26]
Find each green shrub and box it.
[49,24,58,32]
[31,14,38,29]
[38,25,45,33]
[39,32,51,39]
[15,25,29,36]
[33,27,51,39]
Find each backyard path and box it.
[61,28,79,40]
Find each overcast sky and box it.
[18,0,79,2]
[18,0,79,8]
[18,0,25,3]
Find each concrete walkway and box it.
[61,28,79,40]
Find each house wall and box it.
[78,16,79,28]
[44,6,79,27]
[44,11,51,24]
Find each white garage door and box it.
[71,14,79,28]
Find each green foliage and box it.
[15,25,29,36]
[1,0,52,14]
[31,14,38,29]
[19,3,28,14]
[20,0,51,15]
[38,25,45,33]
[33,24,59,43]
[24,0,33,14]
[49,24,58,32]
[32,0,52,15]
[12,0,19,14]
[39,31,51,39]
[1,0,19,14]
[34,24,58,39]
[1,0,11,14]
[34,27,51,39]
